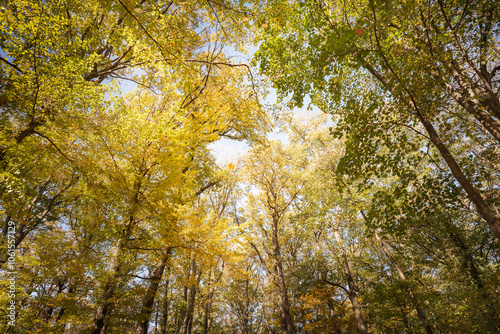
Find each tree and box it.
[2,2,500,333]
[0,1,268,331]
[254,0,500,240]
[243,141,307,334]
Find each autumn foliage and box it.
[1,0,499,333]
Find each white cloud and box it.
[209,139,250,167]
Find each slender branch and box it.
[195,180,220,197]
[249,241,272,275]
[207,0,248,15]
[108,74,154,92]
[323,279,350,294]
[206,0,229,40]
[184,59,263,109]
[99,135,127,184]
[0,56,24,74]
[117,0,176,62]
[34,131,75,163]
[436,0,495,96]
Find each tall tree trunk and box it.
[271,214,296,334]
[362,61,500,240]
[91,237,125,334]
[203,266,223,334]
[241,278,251,334]
[134,248,171,334]
[91,176,142,334]
[436,71,500,144]
[375,234,433,334]
[346,286,368,334]
[332,227,368,334]
[179,258,198,334]
[396,301,412,334]
[414,108,500,240]
[160,271,170,334]
[446,227,500,332]
[176,286,188,333]
[423,49,500,144]
[202,268,212,334]
[176,260,190,334]
[417,11,500,138]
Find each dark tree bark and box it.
[445,227,500,332]
[91,176,143,334]
[331,227,368,334]
[247,144,302,334]
[362,60,500,240]
[91,238,125,334]
[179,258,199,334]
[202,268,213,334]
[270,212,296,334]
[134,248,172,334]
[375,233,433,334]
[160,272,170,334]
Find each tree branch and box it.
[0,56,24,74]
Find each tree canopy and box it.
[0,0,499,333]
